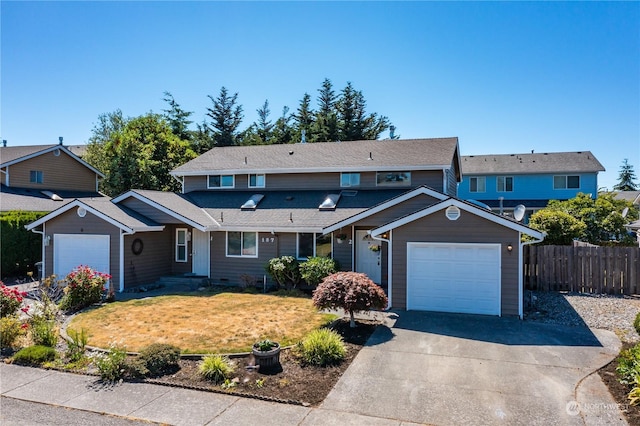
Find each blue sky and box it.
[2,1,638,190]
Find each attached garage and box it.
[406,242,500,315]
[54,234,110,279]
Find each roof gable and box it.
[172,138,460,176]
[371,198,544,239]
[461,151,605,175]
[0,145,105,178]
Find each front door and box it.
[191,229,210,277]
[355,230,381,283]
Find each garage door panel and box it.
[54,234,110,280]
[407,243,501,316]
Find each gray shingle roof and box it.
[185,189,409,230]
[613,191,640,205]
[79,197,162,230]
[461,151,605,175]
[0,184,104,212]
[172,138,459,175]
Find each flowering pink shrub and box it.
[59,266,111,312]
[312,272,388,328]
[0,282,27,318]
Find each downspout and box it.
[29,224,46,280]
[519,232,545,319]
[2,167,9,186]
[369,230,392,309]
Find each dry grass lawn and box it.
[68,292,336,353]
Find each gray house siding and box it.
[390,212,520,316]
[44,210,120,292]
[123,230,172,287]
[351,194,441,229]
[209,231,275,286]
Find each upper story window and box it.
[227,231,257,257]
[30,170,44,184]
[340,172,360,187]
[297,233,332,260]
[376,171,411,187]
[553,175,580,190]
[208,174,234,189]
[497,176,513,192]
[469,176,486,193]
[248,174,265,188]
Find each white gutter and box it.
[369,229,392,309]
[29,224,46,280]
[2,167,8,186]
[518,232,545,319]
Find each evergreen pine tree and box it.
[312,79,339,142]
[613,158,638,191]
[162,92,193,142]
[256,100,274,143]
[206,87,244,147]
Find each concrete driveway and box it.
[322,311,624,426]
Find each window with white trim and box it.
[497,176,513,192]
[553,175,580,189]
[469,176,486,193]
[176,228,188,262]
[297,233,332,259]
[226,232,257,257]
[376,171,411,186]
[30,170,43,184]
[340,172,360,187]
[207,175,234,189]
[248,174,265,188]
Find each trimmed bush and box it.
[0,315,25,348]
[199,354,235,384]
[265,256,300,289]
[296,328,346,366]
[12,345,56,365]
[136,343,181,377]
[313,272,388,327]
[0,283,27,318]
[300,257,337,287]
[0,211,46,277]
[59,266,111,312]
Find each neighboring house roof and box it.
[613,191,640,205]
[0,144,104,178]
[172,138,461,178]
[186,189,409,232]
[0,184,104,212]
[461,151,605,175]
[372,197,545,240]
[112,189,218,232]
[472,198,550,209]
[626,219,640,231]
[26,198,163,233]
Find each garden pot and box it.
[252,343,281,369]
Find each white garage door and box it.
[407,243,501,315]
[54,234,110,279]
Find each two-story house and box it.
[0,142,104,212]
[457,151,605,221]
[27,138,543,318]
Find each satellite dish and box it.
[622,207,629,218]
[466,199,492,211]
[514,204,526,222]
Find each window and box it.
[553,175,580,189]
[297,233,332,259]
[176,229,188,262]
[30,170,43,184]
[226,232,257,257]
[376,171,411,186]
[497,176,513,192]
[340,172,360,187]
[208,175,234,189]
[469,176,486,193]
[248,174,265,188]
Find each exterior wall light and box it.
[507,243,513,252]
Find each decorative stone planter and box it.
[252,342,281,369]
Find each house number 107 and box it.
[261,237,275,243]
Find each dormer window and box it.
[341,172,360,187]
[208,175,234,189]
[30,170,43,184]
[248,174,265,188]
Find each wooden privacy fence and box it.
[523,245,640,295]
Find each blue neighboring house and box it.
[458,151,605,222]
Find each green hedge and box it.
[1,211,47,278]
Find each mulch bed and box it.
[143,319,377,407]
[598,342,640,425]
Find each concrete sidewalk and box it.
[0,364,419,426]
